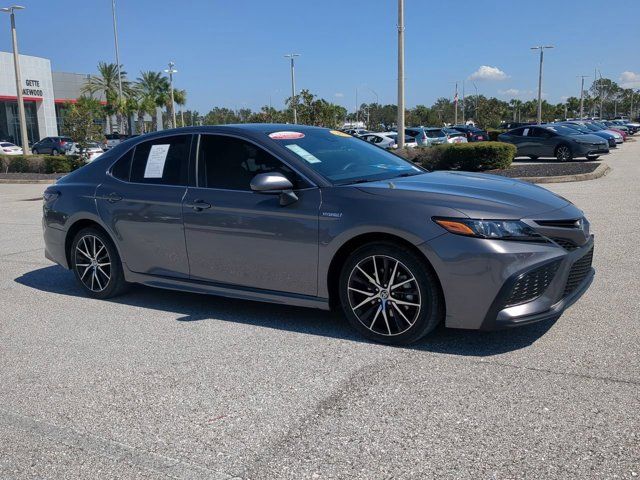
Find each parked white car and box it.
[360,133,417,149]
[66,142,104,162]
[0,142,23,155]
[442,128,469,144]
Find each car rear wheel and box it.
[555,144,573,162]
[338,242,443,345]
[71,227,128,299]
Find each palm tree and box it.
[82,62,130,133]
[136,71,168,131]
[171,89,187,127]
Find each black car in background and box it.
[451,125,488,142]
[31,136,74,155]
[498,124,609,161]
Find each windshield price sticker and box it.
[269,131,305,140]
[285,144,321,164]
[143,144,170,178]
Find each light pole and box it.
[396,0,405,149]
[111,0,124,133]
[284,53,300,124]
[578,75,589,119]
[472,82,479,125]
[164,61,177,128]
[1,5,29,154]
[531,45,553,124]
[453,82,459,125]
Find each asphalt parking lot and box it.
[1,143,638,479]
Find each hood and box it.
[356,171,574,219]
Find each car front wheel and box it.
[586,155,600,161]
[52,149,59,156]
[338,242,443,345]
[70,227,128,299]
[555,144,573,162]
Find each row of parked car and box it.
[0,132,137,161]
[344,124,490,149]
[498,118,639,161]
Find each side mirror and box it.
[250,172,298,206]
[250,172,293,192]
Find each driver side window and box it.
[197,135,304,190]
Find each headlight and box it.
[433,217,546,241]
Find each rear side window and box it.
[111,149,134,181]
[130,135,191,185]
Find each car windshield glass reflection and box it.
[270,130,422,184]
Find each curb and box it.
[516,162,611,184]
[0,178,57,184]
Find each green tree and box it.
[60,96,104,159]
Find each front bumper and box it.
[418,231,594,330]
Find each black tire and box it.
[338,242,444,345]
[555,144,573,162]
[586,155,600,161]
[32,148,38,155]
[528,155,539,160]
[70,227,128,299]
[52,149,59,156]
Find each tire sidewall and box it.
[70,227,125,299]
[338,242,442,345]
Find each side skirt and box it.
[123,266,330,311]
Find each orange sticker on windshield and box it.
[268,131,305,140]
[330,130,351,137]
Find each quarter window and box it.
[111,148,134,181]
[129,135,191,185]
[198,135,303,190]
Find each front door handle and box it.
[106,192,123,203]
[187,199,212,211]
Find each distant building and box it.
[0,51,102,145]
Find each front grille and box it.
[535,219,581,228]
[549,237,580,251]
[505,260,561,307]
[563,247,594,297]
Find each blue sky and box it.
[2,0,639,112]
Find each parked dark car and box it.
[498,124,609,161]
[451,125,489,142]
[560,122,617,148]
[43,124,595,345]
[31,136,73,155]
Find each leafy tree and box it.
[60,96,104,159]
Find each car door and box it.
[95,134,193,278]
[37,137,52,153]
[182,133,320,296]
[530,127,555,157]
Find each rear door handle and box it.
[106,192,123,203]
[187,199,211,211]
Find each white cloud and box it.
[334,92,344,98]
[498,88,521,96]
[469,65,509,81]
[620,71,640,89]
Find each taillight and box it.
[60,140,66,145]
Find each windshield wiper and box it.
[338,178,374,185]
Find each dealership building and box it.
[0,51,100,145]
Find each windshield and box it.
[563,123,590,133]
[269,129,423,184]
[545,125,583,136]
[425,129,444,138]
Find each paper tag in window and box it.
[329,130,351,137]
[144,144,170,178]
[285,144,321,163]
[269,131,305,140]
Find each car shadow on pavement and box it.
[16,265,556,357]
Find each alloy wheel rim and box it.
[558,146,570,161]
[347,255,421,336]
[74,235,111,292]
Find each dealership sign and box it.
[22,79,43,97]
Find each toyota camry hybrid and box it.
[42,125,595,344]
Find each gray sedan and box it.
[43,125,594,344]
[498,124,609,161]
